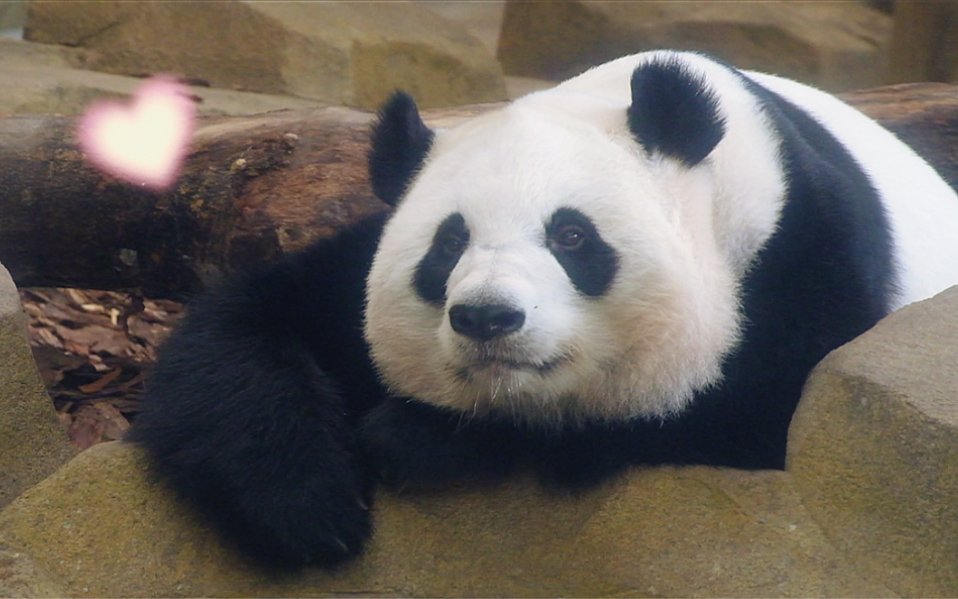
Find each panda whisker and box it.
[471,392,481,419]
[454,408,469,433]
[489,373,503,403]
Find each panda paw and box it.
[360,398,524,490]
[254,497,372,569]
[531,426,635,490]
[152,449,376,570]
[359,398,458,489]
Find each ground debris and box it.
[20,288,184,450]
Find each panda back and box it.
[745,71,958,309]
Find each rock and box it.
[0,38,325,117]
[887,1,958,84]
[788,286,958,597]
[0,33,539,119]
[0,35,87,69]
[23,0,506,110]
[0,261,75,511]
[0,1,25,35]
[0,441,892,597]
[0,546,63,599]
[497,0,891,92]
[418,1,505,56]
[415,1,555,100]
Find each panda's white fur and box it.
[364,50,958,425]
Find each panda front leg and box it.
[130,215,388,569]
[129,290,374,568]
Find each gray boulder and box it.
[0,38,325,117]
[0,261,74,511]
[888,1,958,84]
[5,287,955,597]
[0,441,889,597]
[497,0,891,91]
[789,285,958,597]
[23,0,507,109]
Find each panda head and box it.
[364,52,784,426]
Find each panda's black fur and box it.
[130,52,952,568]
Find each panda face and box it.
[365,88,748,426]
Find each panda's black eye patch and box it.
[414,213,469,305]
[546,208,619,297]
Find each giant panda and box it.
[129,50,958,568]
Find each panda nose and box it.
[448,303,525,342]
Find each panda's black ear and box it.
[627,60,725,167]
[368,91,435,206]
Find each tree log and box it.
[0,103,500,299]
[839,83,958,190]
[0,84,955,299]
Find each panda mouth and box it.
[454,353,570,379]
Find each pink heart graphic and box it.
[78,76,196,191]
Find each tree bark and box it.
[0,85,955,299]
[838,83,958,190]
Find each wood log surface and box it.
[0,84,955,299]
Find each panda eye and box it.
[440,232,466,255]
[552,225,586,251]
